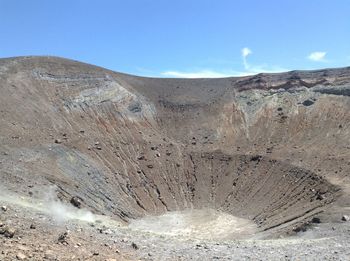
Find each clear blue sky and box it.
[1,0,349,77]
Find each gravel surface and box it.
[1,198,350,260]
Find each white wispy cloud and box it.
[242,47,252,70]
[242,47,252,57]
[239,47,288,74]
[159,47,288,78]
[307,51,327,62]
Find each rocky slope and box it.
[0,56,350,259]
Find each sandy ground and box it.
[1,196,350,261]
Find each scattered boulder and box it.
[316,194,326,200]
[266,147,273,154]
[98,228,112,234]
[280,115,288,122]
[1,205,7,212]
[302,99,314,106]
[137,155,145,160]
[30,224,36,229]
[58,231,69,244]
[70,196,83,208]
[342,215,350,221]
[0,226,15,238]
[292,223,309,232]
[54,139,62,144]
[131,242,139,250]
[128,101,142,113]
[250,155,262,162]
[6,227,16,238]
[16,252,26,260]
[311,217,321,223]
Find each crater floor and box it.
[128,209,257,240]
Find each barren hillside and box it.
[1,56,350,260]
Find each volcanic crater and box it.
[1,56,350,259]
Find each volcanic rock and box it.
[341,215,350,221]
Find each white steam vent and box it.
[0,186,101,224]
